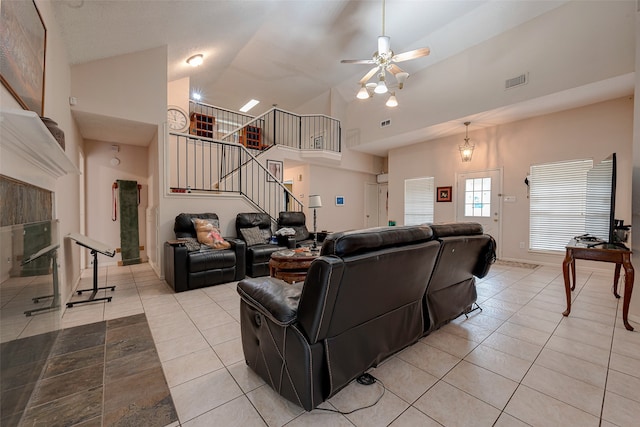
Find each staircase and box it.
[167,102,341,222]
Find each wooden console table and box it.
[562,239,634,331]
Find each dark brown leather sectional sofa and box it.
[237,222,495,411]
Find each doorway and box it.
[365,183,388,227]
[456,169,502,257]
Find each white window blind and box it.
[404,177,434,225]
[529,159,592,252]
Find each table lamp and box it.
[309,195,322,249]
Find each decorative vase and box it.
[40,117,65,150]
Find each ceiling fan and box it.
[341,0,430,103]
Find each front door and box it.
[456,169,502,257]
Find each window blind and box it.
[404,177,434,225]
[529,159,592,252]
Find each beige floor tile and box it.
[609,351,640,379]
[328,380,409,427]
[504,385,599,427]
[459,311,505,331]
[443,360,518,409]
[480,297,524,313]
[182,395,266,427]
[474,304,516,321]
[247,384,305,426]
[611,332,640,360]
[534,348,607,388]
[190,309,237,331]
[421,329,479,358]
[482,332,542,362]
[509,311,561,334]
[493,412,531,427]
[213,337,245,366]
[397,341,460,378]
[200,321,240,346]
[171,369,243,423]
[369,356,438,404]
[163,348,225,387]
[413,381,500,427]
[522,365,604,416]
[388,407,441,427]
[552,321,613,350]
[605,369,640,403]
[155,332,210,362]
[286,404,353,427]
[464,344,532,382]
[227,361,266,393]
[441,320,493,343]
[544,335,611,367]
[496,321,551,346]
[602,391,640,427]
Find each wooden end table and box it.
[562,239,634,331]
[269,249,319,284]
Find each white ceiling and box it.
[51,0,635,155]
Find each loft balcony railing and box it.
[168,103,341,221]
[190,101,341,153]
[167,133,303,219]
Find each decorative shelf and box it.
[0,109,78,190]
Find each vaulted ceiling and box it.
[51,0,635,156]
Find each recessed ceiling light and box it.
[239,99,260,113]
[186,54,203,67]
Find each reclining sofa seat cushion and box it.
[237,225,441,410]
[277,211,314,247]
[164,213,245,292]
[423,222,496,333]
[236,212,284,277]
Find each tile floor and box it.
[2,261,640,426]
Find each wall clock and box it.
[167,106,189,132]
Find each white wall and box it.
[389,97,633,266]
[84,140,149,266]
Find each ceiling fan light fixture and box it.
[357,84,369,100]
[395,71,409,89]
[385,93,398,107]
[186,54,204,67]
[374,74,388,94]
[378,35,391,57]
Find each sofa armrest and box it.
[237,277,303,326]
[164,241,189,292]
[225,237,246,281]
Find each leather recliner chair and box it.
[277,211,315,247]
[235,212,285,277]
[164,213,245,292]
[423,222,496,334]
[237,225,441,410]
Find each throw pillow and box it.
[192,218,231,250]
[241,226,267,246]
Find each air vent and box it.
[505,73,528,89]
[380,119,391,128]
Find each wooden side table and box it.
[562,239,634,331]
[269,249,319,284]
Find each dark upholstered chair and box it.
[277,211,314,247]
[237,225,440,410]
[164,213,245,292]
[235,212,285,277]
[423,222,496,334]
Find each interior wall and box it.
[345,0,635,151]
[630,3,640,325]
[389,97,633,267]
[84,140,149,266]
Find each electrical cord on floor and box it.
[315,373,386,415]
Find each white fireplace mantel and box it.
[1,109,79,191]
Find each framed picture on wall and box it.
[266,160,283,182]
[312,134,324,149]
[0,0,47,116]
[437,186,452,202]
[335,195,345,206]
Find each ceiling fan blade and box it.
[341,59,376,64]
[359,66,380,84]
[388,64,405,76]
[378,35,391,56]
[392,47,430,62]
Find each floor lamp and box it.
[309,195,322,249]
